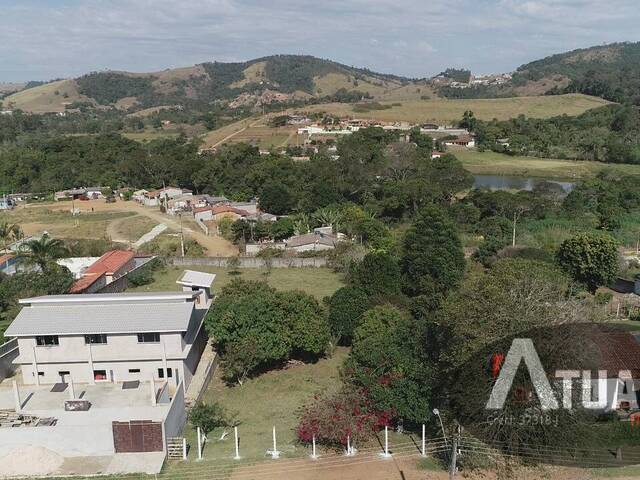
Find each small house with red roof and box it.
[69,250,135,294]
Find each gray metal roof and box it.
[18,292,197,306]
[8,292,199,337]
[5,300,195,337]
[177,270,216,288]
[286,232,337,248]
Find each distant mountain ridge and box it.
[439,42,640,105]
[5,43,640,113]
[2,55,416,113]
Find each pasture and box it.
[288,93,609,123]
[454,149,640,179]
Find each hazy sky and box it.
[1,0,639,82]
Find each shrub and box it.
[296,386,393,448]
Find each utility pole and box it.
[179,213,185,258]
[512,211,517,247]
[449,424,460,479]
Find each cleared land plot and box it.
[108,214,158,243]
[455,149,640,179]
[129,265,344,300]
[202,117,260,149]
[1,206,136,240]
[181,347,350,464]
[289,94,609,123]
[225,125,297,150]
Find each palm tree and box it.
[292,213,311,236]
[313,208,343,234]
[19,233,69,272]
[0,221,22,253]
[0,222,22,271]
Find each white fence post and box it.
[197,427,202,460]
[269,426,280,459]
[182,437,187,460]
[421,424,426,457]
[234,426,241,460]
[380,426,391,458]
[311,434,317,459]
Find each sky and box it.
[1,0,640,82]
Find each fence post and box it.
[380,426,391,458]
[234,426,241,460]
[182,437,187,460]
[270,426,280,459]
[311,434,317,459]
[197,427,202,460]
[421,424,426,457]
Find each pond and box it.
[473,175,575,193]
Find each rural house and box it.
[5,282,213,388]
[285,231,338,252]
[69,250,136,294]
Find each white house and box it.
[5,284,214,389]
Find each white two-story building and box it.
[5,287,213,389]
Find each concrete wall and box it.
[18,332,190,386]
[163,381,186,438]
[0,339,18,382]
[166,256,328,268]
[19,332,185,364]
[20,358,188,387]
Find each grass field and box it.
[455,149,640,179]
[224,125,296,150]
[2,79,85,113]
[0,207,137,240]
[289,93,609,123]
[130,265,344,300]
[109,214,158,243]
[179,347,350,464]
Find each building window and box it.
[623,382,629,394]
[93,370,108,381]
[137,333,160,343]
[37,372,44,376]
[128,369,141,374]
[158,368,172,379]
[35,335,59,346]
[85,334,107,344]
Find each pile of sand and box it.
[0,446,64,476]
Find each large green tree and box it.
[556,233,619,293]
[347,305,432,426]
[327,286,370,344]
[400,206,466,302]
[205,280,330,383]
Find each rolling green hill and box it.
[3,55,418,113]
[513,42,640,104]
[438,42,640,105]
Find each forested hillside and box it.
[513,42,640,104]
[439,42,640,105]
[474,104,640,163]
[4,55,412,113]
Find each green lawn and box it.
[181,347,350,464]
[130,265,344,300]
[455,149,640,179]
